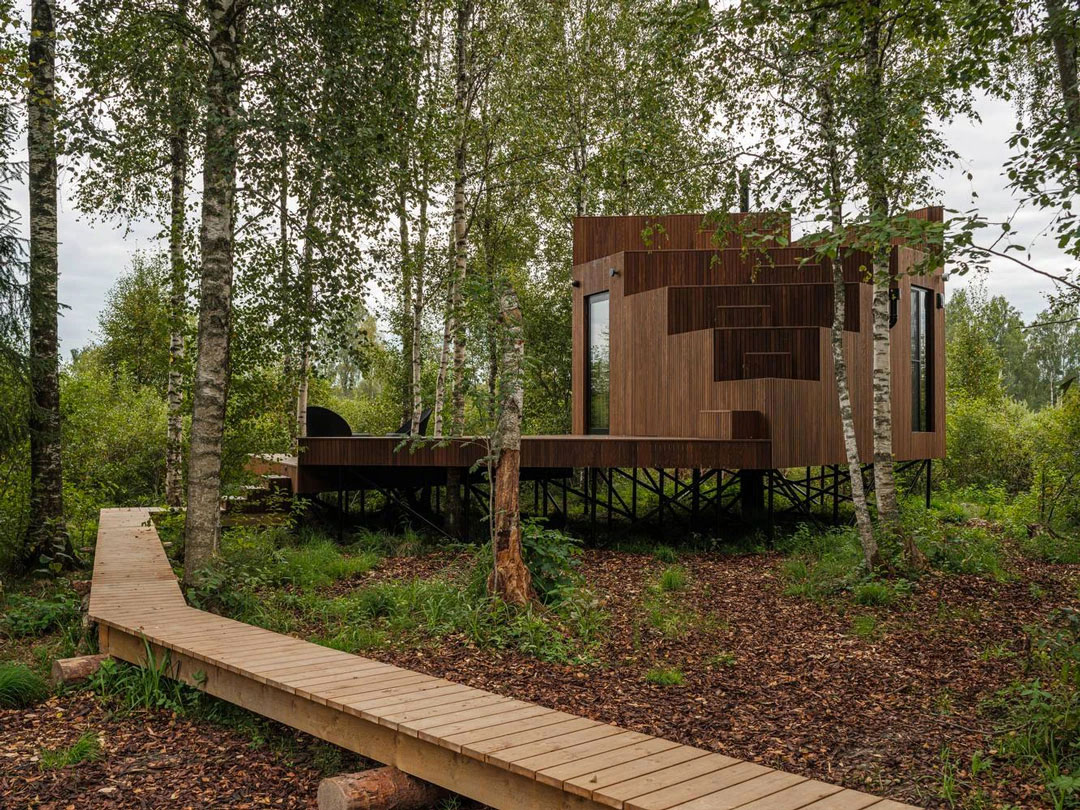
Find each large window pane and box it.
[910,286,933,431]
[587,292,610,434]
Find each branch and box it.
[972,245,1080,293]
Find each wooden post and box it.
[317,767,447,810]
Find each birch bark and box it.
[165,0,190,509]
[184,0,244,582]
[26,0,72,567]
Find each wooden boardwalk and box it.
[89,508,920,810]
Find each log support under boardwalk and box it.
[318,767,448,810]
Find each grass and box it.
[0,662,50,708]
[645,666,685,686]
[658,565,688,592]
[850,615,879,640]
[852,581,896,606]
[653,545,679,564]
[39,730,103,770]
[707,651,737,668]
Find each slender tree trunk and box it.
[165,0,190,509]
[835,263,878,568]
[450,0,471,436]
[433,265,454,439]
[820,84,877,568]
[869,264,899,521]
[184,0,244,583]
[1046,0,1080,183]
[165,124,188,508]
[294,174,322,442]
[397,177,413,428]
[409,178,429,434]
[488,285,532,605]
[25,0,72,569]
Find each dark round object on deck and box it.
[306,406,353,437]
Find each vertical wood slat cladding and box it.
[667,284,860,334]
[712,328,820,382]
[571,212,792,266]
[571,215,946,466]
[621,249,875,297]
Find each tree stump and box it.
[317,767,447,810]
[51,654,108,685]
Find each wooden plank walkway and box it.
[89,507,920,810]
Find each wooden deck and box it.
[89,507,920,810]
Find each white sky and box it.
[11,91,1070,354]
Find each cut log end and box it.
[317,767,447,810]
[51,654,109,685]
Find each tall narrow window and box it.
[586,292,610,434]
[910,286,934,431]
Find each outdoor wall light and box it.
[571,279,581,287]
[609,267,619,277]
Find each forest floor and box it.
[2,512,1078,810]
[348,545,1077,809]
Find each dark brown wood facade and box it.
[571,212,946,467]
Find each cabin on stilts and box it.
[251,209,946,537]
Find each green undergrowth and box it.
[194,521,608,665]
[0,662,49,708]
[1,579,97,675]
[39,730,102,770]
[778,503,1026,606]
[993,608,1080,809]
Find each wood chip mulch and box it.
[372,548,1079,809]
[0,693,327,810]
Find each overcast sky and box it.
[12,91,1069,354]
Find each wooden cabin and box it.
[570,211,946,469]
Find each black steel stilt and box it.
[832,465,839,524]
[606,469,613,532]
[925,459,932,508]
[463,477,470,542]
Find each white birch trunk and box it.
[26,0,71,568]
[183,0,243,582]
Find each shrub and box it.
[89,650,196,714]
[0,662,49,708]
[2,591,81,638]
[658,565,688,592]
[39,730,103,770]
[852,582,895,606]
[944,395,1033,495]
[521,521,581,600]
[645,666,685,686]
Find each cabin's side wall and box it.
[570,242,945,466]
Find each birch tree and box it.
[183,0,245,581]
[25,0,74,569]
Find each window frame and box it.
[910,285,934,432]
[585,291,611,435]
